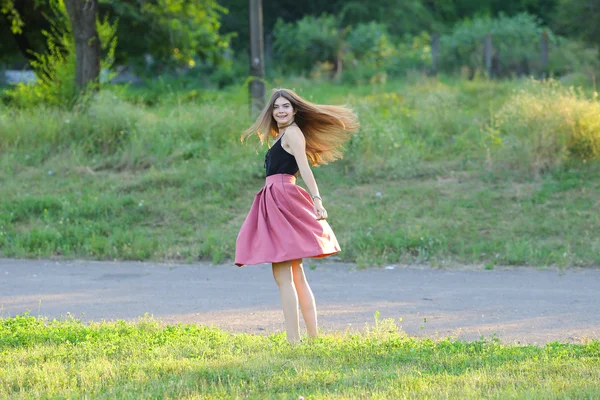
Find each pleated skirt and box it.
[235,173,341,266]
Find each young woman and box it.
[235,88,359,343]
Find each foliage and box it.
[272,11,596,83]
[338,0,436,37]
[346,22,392,60]
[2,0,597,83]
[552,0,600,51]
[341,22,396,84]
[0,0,51,64]
[2,0,117,108]
[273,14,344,76]
[97,0,231,73]
[274,17,412,82]
[218,0,562,54]
[381,32,433,79]
[0,0,25,34]
[436,12,598,80]
[0,0,230,72]
[342,31,433,84]
[439,13,553,77]
[547,38,600,83]
[485,79,600,175]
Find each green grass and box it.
[1,77,600,266]
[1,315,599,399]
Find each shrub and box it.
[486,79,600,175]
[273,14,343,76]
[274,17,399,83]
[346,22,393,61]
[341,22,395,84]
[386,32,432,76]
[548,38,600,81]
[440,13,550,77]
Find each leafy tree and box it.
[219,0,342,53]
[338,0,436,36]
[552,0,600,50]
[272,14,346,77]
[0,0,51,64]
[1,0,231,72]
[219,0,561,54]
[439,13,552,77]
[273,16,398,81]
[4,0,117,107]
[97,0,231,72]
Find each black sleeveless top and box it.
[264,132,299,177]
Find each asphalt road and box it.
[1,258,599,344]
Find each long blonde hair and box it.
[242,88,360,166]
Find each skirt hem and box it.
[235,249,340,267]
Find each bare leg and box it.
[292,259,318,338]
[272,261,300,343]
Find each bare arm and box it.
[284,127,328,220]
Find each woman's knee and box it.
[272,262,293,286]
[291,260,306,280]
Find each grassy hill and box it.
[1,77,599,267]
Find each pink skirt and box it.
[235,174,341,266]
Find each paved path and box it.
[1,259,599,344]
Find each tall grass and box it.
[486,79,600,175]
[1,77,600,265]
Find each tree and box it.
[64,0,100,91]
[97,0,230,72]
[552,0,600,50]
[0,0,51,65]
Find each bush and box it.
[273,14,342,76]
[386,32,432,76]
[346,22,393,61]
[485,79,600,175]
[440,13,550,77]
[341,22,394,84]
[274,17,400,83]
[548,39,600,80]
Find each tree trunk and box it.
[540,30,549,79]
[64,0,100,91]
[431,33,439,75]
[484,33,493,79]
[333,51,343,80]
[249,0,265,117]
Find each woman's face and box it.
[272,96,295,127]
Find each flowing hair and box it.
[242,88,360,166]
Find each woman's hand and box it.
[313,198,328,220]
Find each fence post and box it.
[431,33,439,75]
[484,33,493,78]
[540,30,549,79]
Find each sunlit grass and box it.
[1,315,599,398]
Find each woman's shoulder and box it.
[285,125,305,139]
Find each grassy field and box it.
[1,77,599,267]
[1,315,599,399]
